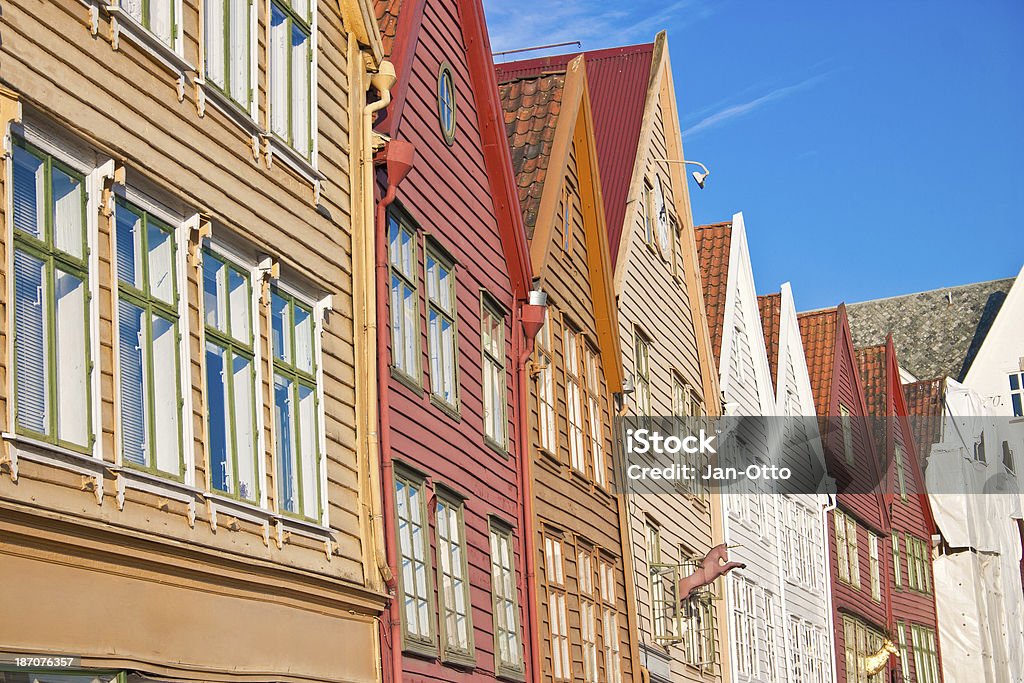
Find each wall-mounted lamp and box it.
[653,158,711,189]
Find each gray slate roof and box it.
[846,277,1015,381]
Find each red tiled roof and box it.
[855,344,888,419]
[495,43,655,264]
[497,73,566,238]
[758,293,782,389]
[694,222,733,370]
[904,377,945,462]
[375,0,402,58]
[797,308,838,417]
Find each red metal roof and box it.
[694,221,733,370]
[495,42,655,264]
[797,308,838,418]
[758,292,782,389]
[497,73,566,238]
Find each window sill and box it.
[430,394,462,422]
[484,436,510,458]
[402,641,440,661]
[391,366,425,397]
[198,81,261,159]
[266,135,324,189]
[96,5,196,99]
[496,668,526,683]
[440,651,477,670]
[1,433,105,498]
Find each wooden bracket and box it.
[0,86,22,154]
[186,214,212,267]
[257,256,280,306]
[0,450,19,482]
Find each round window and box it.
[437,63,457,145]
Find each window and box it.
[1010,372,1023,417]
[489,521,524,677]
[269,0,313,160]
[911,625,940,683]
[894,444,907,500]
[834,510,860,588]
[578,548,599,683]
[840,404,854,465]
[762,592,779,681]
[1002,439,1016,474]
[388,213,419,382]
[544,535,570,681]
[584,347,606,486]
[437,63,457,145]
[672,374,691,419]
[647,522,670,640]
[843,616,885,683]
[481,298,507,448]
[905,535,932,594]
[10,139,92,452]
[115,196,183,477]
[563,325,585,471]
[204,0,252,109]
[599,559,622,683]
[681,586,715,671]
[436,493,474,663]
[633,330,651,419]
[395,470,434,650]
[785,500,818,589]
[974,431,987,463]
[641,179,654,244]
[790,618,804,683]
[731,575,758,677]
[892,533,902,589]
[535,315,557,453]
[122,0,175,47]
[203,250,258,501]
[896,622,910,682]
[271,288,321,519]
[869,533,881,602]
[425,241,458,408]
[560,181,574,251]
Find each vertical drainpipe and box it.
[517,290,547,682]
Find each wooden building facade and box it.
[496,55,638,683]
[372,0,538,682]
[798,305,893,683]
[0,0,390,681]
[855,340,942,683]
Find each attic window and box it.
[437,63,457,145]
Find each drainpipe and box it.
[516,290,547,682]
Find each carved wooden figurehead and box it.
[677,543,746,601]
[861,639,900,676]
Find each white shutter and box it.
[54,269,89,446]
[148,0,173,46]
[269,5,289,139]
[51,166,84,259]
[228,0,250,104]
[205,0,226,88]
[290,23,311,157]
[147,223,174,304]
[151,313,181,475]
[13,250,50,434]
[297,383,318,519]
[119,300,148,465]
[232,354,257,500]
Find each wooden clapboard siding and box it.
[0,0,387,680]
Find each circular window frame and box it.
[437,62,457,146]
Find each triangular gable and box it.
[376,0,532,297]
[498,57,623,391]
[963,264,1024,392]
[694,221,733,372]
[765,284,818,418]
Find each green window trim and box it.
[269,0,314,160]
[122,0,178,48]
[10,137,94,455]
[203,0,254,112]
[114,195,185,480]
[270,286,322,522]
[489,517,525,678]
[202,248,260,503]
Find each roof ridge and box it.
[846,275,1016,307]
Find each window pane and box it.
[232,353,257,500]
[203,256,226,332]
[13,250,49,434]
[148,221,175,304]
[228,268,251,343]
[229,0,250,105]
[290,0,308,22]
[54,269,88,446]
[275,374,298,512]
[52,166,84,259]
[290,24,311,158]
[294,304,314,373]
[269,4,289,139]
[271,292,292,363]
[12,141,44,240]
[116,203,144,289]
[148,0,173,45]
[121,0,144,25]
[119,300,148,466]
[205,0,226,88]
[297,383,319,519]
[151,313,180,474]
[206,342,231,493]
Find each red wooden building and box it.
[372,0,542,681]
[856,340,942,683]
[798,305,894,683]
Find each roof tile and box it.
[758,293,782,389]
[694,222,734,370]
[797,308,838,417]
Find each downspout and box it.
[517,291,547,682]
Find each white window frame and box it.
[481,294,508,450]
[265,0,319,168]
[1009,371,1024,417]
[535,315,557,454]
[201,0,258,118]
[435,489,475,664]
[489,519,524,678]
[600,558,622,683]
[563,324,585,472]
[386,211,420,385]
[544,534,570,682]
[869,533,881,602]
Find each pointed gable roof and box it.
[904,377,945,463]
[495,42,655,261]
[758,292,782,388]
[694,221,733,370]
[797,308,839,418]
[855,344,888,419]
[846,277,1014,381]
[497,73,565,238]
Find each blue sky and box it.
[485,0,1024,310]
